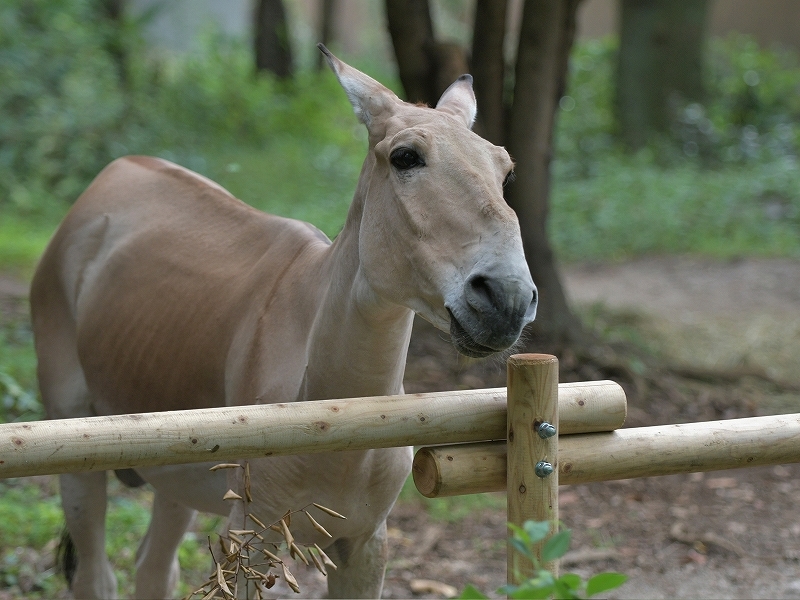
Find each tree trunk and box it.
[504,0,584,345]
[431,42,470,99]
[385,0,468,104]
[385,0,437,103]
[470,0,508,145]
[254,0,293,79]
[615,0,709,149]
[316,0,337,71]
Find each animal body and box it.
[30,46,537,598]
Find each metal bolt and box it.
[537,422,557,439]
[535,460,554,478]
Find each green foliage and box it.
[462,520,627,600]
[0,482,62,547]
[687,35,800,165]
[551,154,800,261]
[0,1,370,237]
[0,370,39,422]
[0,211,59,275]
[555,37,618,180]
[557,35,800,169]
[131,32,368,239]
[0,478,223,599]
[0,315,40,426]
[202,135,363,239]
[0,0,131,212]
[459,583,489,599]
[553,35,800,261]
[0,319,41,423]
[0,481,64,596]
[135,29,364,151]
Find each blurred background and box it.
[0,1,799,597]
[1,0,798,272]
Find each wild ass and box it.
[30,46,537,598]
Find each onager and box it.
[30,46,537,599]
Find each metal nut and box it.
[537,422,557,439]
[535,460,554,478]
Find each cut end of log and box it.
[507,353,559,367]
[412,447,441,498]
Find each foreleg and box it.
[326,522,390,599]
[134,491,196,599]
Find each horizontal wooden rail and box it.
[413,412,800,497]
[0,381,624,479]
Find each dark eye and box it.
[503,170,516,187]
[390,147,425,170]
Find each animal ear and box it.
[318,44,398,129]
[435,74,477,129]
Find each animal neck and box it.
[301,153,414,401]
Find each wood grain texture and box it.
[413,441,506,498]
[0,381,623,479]
[413,413,800,496]
[0,389,506,479]
[507,353,559,582]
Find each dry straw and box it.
[183,461,346,599]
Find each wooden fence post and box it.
[507,353,560,585]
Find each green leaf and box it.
[553,573,583,599]
[508,522,531,545]
[510,537,535,562]
[585,572,629,597]
[553,581,580,600]
[505,573,557,599]
[557,573,582,591]
[509,585,554,599]
[542,530,572,562]
[523,520,552,544]
[458,583,489,599]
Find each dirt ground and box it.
[2,257,799,599]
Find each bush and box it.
[556,34,800,172]
[674,35,800,166]
[0,319,40,422]
[552,35,800,261]
[0,2,368,219]
[551,154,800,261]
[138,29,360,148]
[555,37,618,179]
[0,0,130,212]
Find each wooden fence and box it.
[2,353,799,586]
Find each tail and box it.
[56,526,78,589]
[56,472,144,588]
[114,468,147,488]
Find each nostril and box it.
[526,287,539,320]
[465,274,497,311]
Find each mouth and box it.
[447,309,499,359]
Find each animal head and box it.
[320,45,537,358]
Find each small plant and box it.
[460,520,627,599]
[184,462,345,599]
